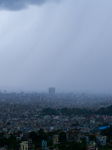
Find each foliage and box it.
[88,135,96,141]
[29,129,53,148]
[101,126,112,142]
[42,107,93,116]
[58,140,86,150]
[42,108,59,115]
[0,135,19,150]
[59,132,66,143]
[97,105,112,115]
[42,104,112,116]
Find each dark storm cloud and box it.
[0,0,47,10]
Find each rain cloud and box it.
[0,0,112,94]
[0,0,48,10]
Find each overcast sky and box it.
[0,0,112,93]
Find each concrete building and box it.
[20,141,28,150]
[90,118,95,124]
[49,87,55,95]
[97,136,107,146]
[52,135,59,145]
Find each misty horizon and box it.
[0,0,112,94]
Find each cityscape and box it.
[0,0,112,149]
[0,88,112,149]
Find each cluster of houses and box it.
[0,93,112,149]
[0,125,108,150]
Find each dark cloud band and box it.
[0,0,47,11]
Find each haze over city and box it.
[0,0,112,94]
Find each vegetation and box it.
[28,129,87,150]
[42,107,93,116]
[42,105,112,116]
[57,140,86,150]
[42,108,59,115]
[97,105,112,115]
[0,134,19,150]
[101,126,112,143]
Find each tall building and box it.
[49,87,55,95]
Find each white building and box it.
[97,136,107,146]
[20,141,28,150]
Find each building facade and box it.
[49,87,55,95]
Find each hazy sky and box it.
[0,0,112,93]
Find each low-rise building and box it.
[52,135,59,145]
[97,136,107,147]
[20,141,28,150]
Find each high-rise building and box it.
[49,87,55,95]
